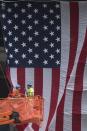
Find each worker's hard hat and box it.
[27,82,32,87]
[16,83,20,88]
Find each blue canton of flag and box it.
[0,2,61,68]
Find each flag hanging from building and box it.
[0,1,87,131]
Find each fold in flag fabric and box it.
[0,1,87,131]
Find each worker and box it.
[12,83,21,97]
[26,83,34,97]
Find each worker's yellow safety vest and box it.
[27,88,34,96]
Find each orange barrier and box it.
[0,95,44,125]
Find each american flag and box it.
[0,1,87,131]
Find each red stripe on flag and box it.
[17,67,25,93]
[16,68,28,131]
[67,2,79,83]
[72,29,87,131]
[6,66,13,87]
[6,67,10,81]
[45,68,60,131]
[32,68,43,131]
[34,68,43,96]
[56,94,65,131]
[56,2,79,131]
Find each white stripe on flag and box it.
[25,68,34,89]
[39,68,52,131]
[57,2,70,106]
[25,68,34,131]
[10,68,17,87]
